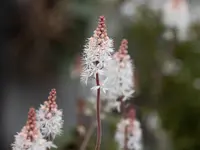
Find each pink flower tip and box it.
[127,108,135,120]
[42,88,58,114]
[119,39,128,54]
[93,16,108,43]
[24,107,38,141]
[50,88,56,95]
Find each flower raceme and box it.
[12,108,56,150]
[81,16,114,91]
[162,0,190,41]
[80,16,114,150]
[105,39,134,102]
[115,109,142,150]
[36,89,63,140]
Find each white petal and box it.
[91,86,100,91]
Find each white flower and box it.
[37,107,63,140]
[12,108,56,150]
[80,16,114,89]
[104,39,134,103]
[36,89,63,140]
[104,100,121,112]
[162,0,190,41]
[115,118,143,150]
[12,132,56,150]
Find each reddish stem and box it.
[120,97,123,112]
[124,125,128,150]
[95,73,101,150]
[119,96,126,118]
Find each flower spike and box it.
[12,108,56,150]
[36,89,63,140]
[80,16,114,88]
[105,39,134,105]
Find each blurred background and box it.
[1,0,200,150]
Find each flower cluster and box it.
[162,0,190,40]
[79,16,137,150]
[36,89,63,140]
[12,108,56,150]
[115,109,142,150]
[105,39,134,102]
[81,16,114,90]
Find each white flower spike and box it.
[105,39,134,103]
[115,109,142,150]
[163,0,190,41]
[12,108,56,150]
[36,89,63,140]
[80,16,114,90]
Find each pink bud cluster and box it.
[36,88,63,140]
[119,39,128,55]
[93,16,109,45]
[114,39,131,67]
[172,0,181,9]
[42,89,57,118]
[19,108,39,142]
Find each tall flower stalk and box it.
[81,16,113,150]
[12,108,56,150]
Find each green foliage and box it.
[126,5,165,107]
[159,29,200,150]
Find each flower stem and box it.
[95,73,101,150]
[124,125,128,150]
[80,121,96,150]
[119,96,125,117]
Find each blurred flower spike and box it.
[115,108,142,150]
[12,108,56,150]
[105,39,134,104]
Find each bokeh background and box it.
[1,0,200,150]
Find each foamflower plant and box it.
[36,89,63,141]
[115,108,142,150]
[105,39,134,112]
[80,16,114,150]
[12,108,56,150]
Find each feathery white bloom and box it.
[36,89,63,140]
[162,0,190,41]
[115,109,142,150]
[104,100,121,113]
[105,39,134,103]
[13,132,56,150]
[80,16,114,91]
[12,108,56,150]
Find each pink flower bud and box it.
[46,113,52,119]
